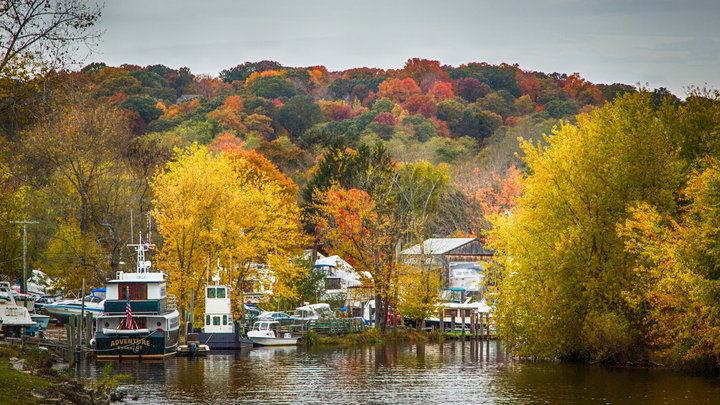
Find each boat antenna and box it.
[146,212,152,244]
[130,208,134,244]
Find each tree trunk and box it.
[374,293,388,334]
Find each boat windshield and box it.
[207,287,226,299]
[84,295,103,303]
[253,321,277,331]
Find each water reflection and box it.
[76,340,720,405]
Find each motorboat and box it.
[43,288,105,323]
[247,321,299,346]
[93,239,180,359]
[0,281,36,336]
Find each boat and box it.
[247,321,299,346]
[93,239,180,359]
[197,277,253,349]
[176,342,210,356]
[293,303,333,320]
[0,281,36,336]
[43,289,105,323]
[29,314,50,329]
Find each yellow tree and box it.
[151,145,306,319]
[151,145,235,319]
[397,262,441,330]
[620,164,720,368]
[489,92,681,360]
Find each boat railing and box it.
[103,311,164,316]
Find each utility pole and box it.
[11,220,39,294]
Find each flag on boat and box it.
[140,236,155,249]
[125,300,135,329]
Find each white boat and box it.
[0,281,36,336]
[247,321,299,346]
[293,303,333,320]
[44,288,105,323]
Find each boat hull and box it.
[247,334,299,346]
[198,331,254,349]
[44,304,102,323]
[95,329,179,359]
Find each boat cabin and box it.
[252,320,279,332]
[203,283,233,334]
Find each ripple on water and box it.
[76,341,720,405]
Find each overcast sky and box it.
[91,0,720,97]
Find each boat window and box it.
[217,288,226,299]
[207,288,216,299]
[206,315,210,325]
[213,316,221,325]
[223,315,228,325]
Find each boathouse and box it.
[400,238,494,292]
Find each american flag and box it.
[125,300,135,329]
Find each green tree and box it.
[249,76,297,99]
[220,61,283,83]
[120,95,163,124]
[278,95,322,138]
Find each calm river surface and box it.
[76,340,720,404]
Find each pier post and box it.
[485,314,490,339]
[450,310,456,334]
[461,309,466,338]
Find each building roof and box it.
[401,238,477,255]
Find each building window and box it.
[325,278,341,290]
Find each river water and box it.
[76,340,720,404]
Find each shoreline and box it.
[0,341,127,405]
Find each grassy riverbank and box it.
[304,327,489,346]
[0,342,128,404]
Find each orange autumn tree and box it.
[315,185,401,333]
[377,78,422,103]
[474,165,523,218]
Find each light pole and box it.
[11,220,39,294]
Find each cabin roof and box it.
[401,238,477,255]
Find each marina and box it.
[74,340,720,405]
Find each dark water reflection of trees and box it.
[76,341,720,405]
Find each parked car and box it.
[257,311,297,325]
